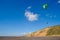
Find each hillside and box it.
[26,25,60,37]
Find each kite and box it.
[43,4,48,10]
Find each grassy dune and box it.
[47,25,60,36]
[26,25,60,37]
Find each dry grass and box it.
[26,25,60,37]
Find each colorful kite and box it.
[43,4,48,10]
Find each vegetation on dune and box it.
[26,25,60,37]
[47,25,60,36]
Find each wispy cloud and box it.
[25,11,38,21]
[27,6,31,9]
[20,32,32,36]
[46,14,57,18]
[58,0,60,3]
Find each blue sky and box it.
[0,0,60,36]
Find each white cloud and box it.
[20,32,32,36]
[27,6,31,9]
[58,0,60,3]
[25,11,38,21]
[20,32,28,36]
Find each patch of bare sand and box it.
[26,28,49,37]
[34,28,49,37]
